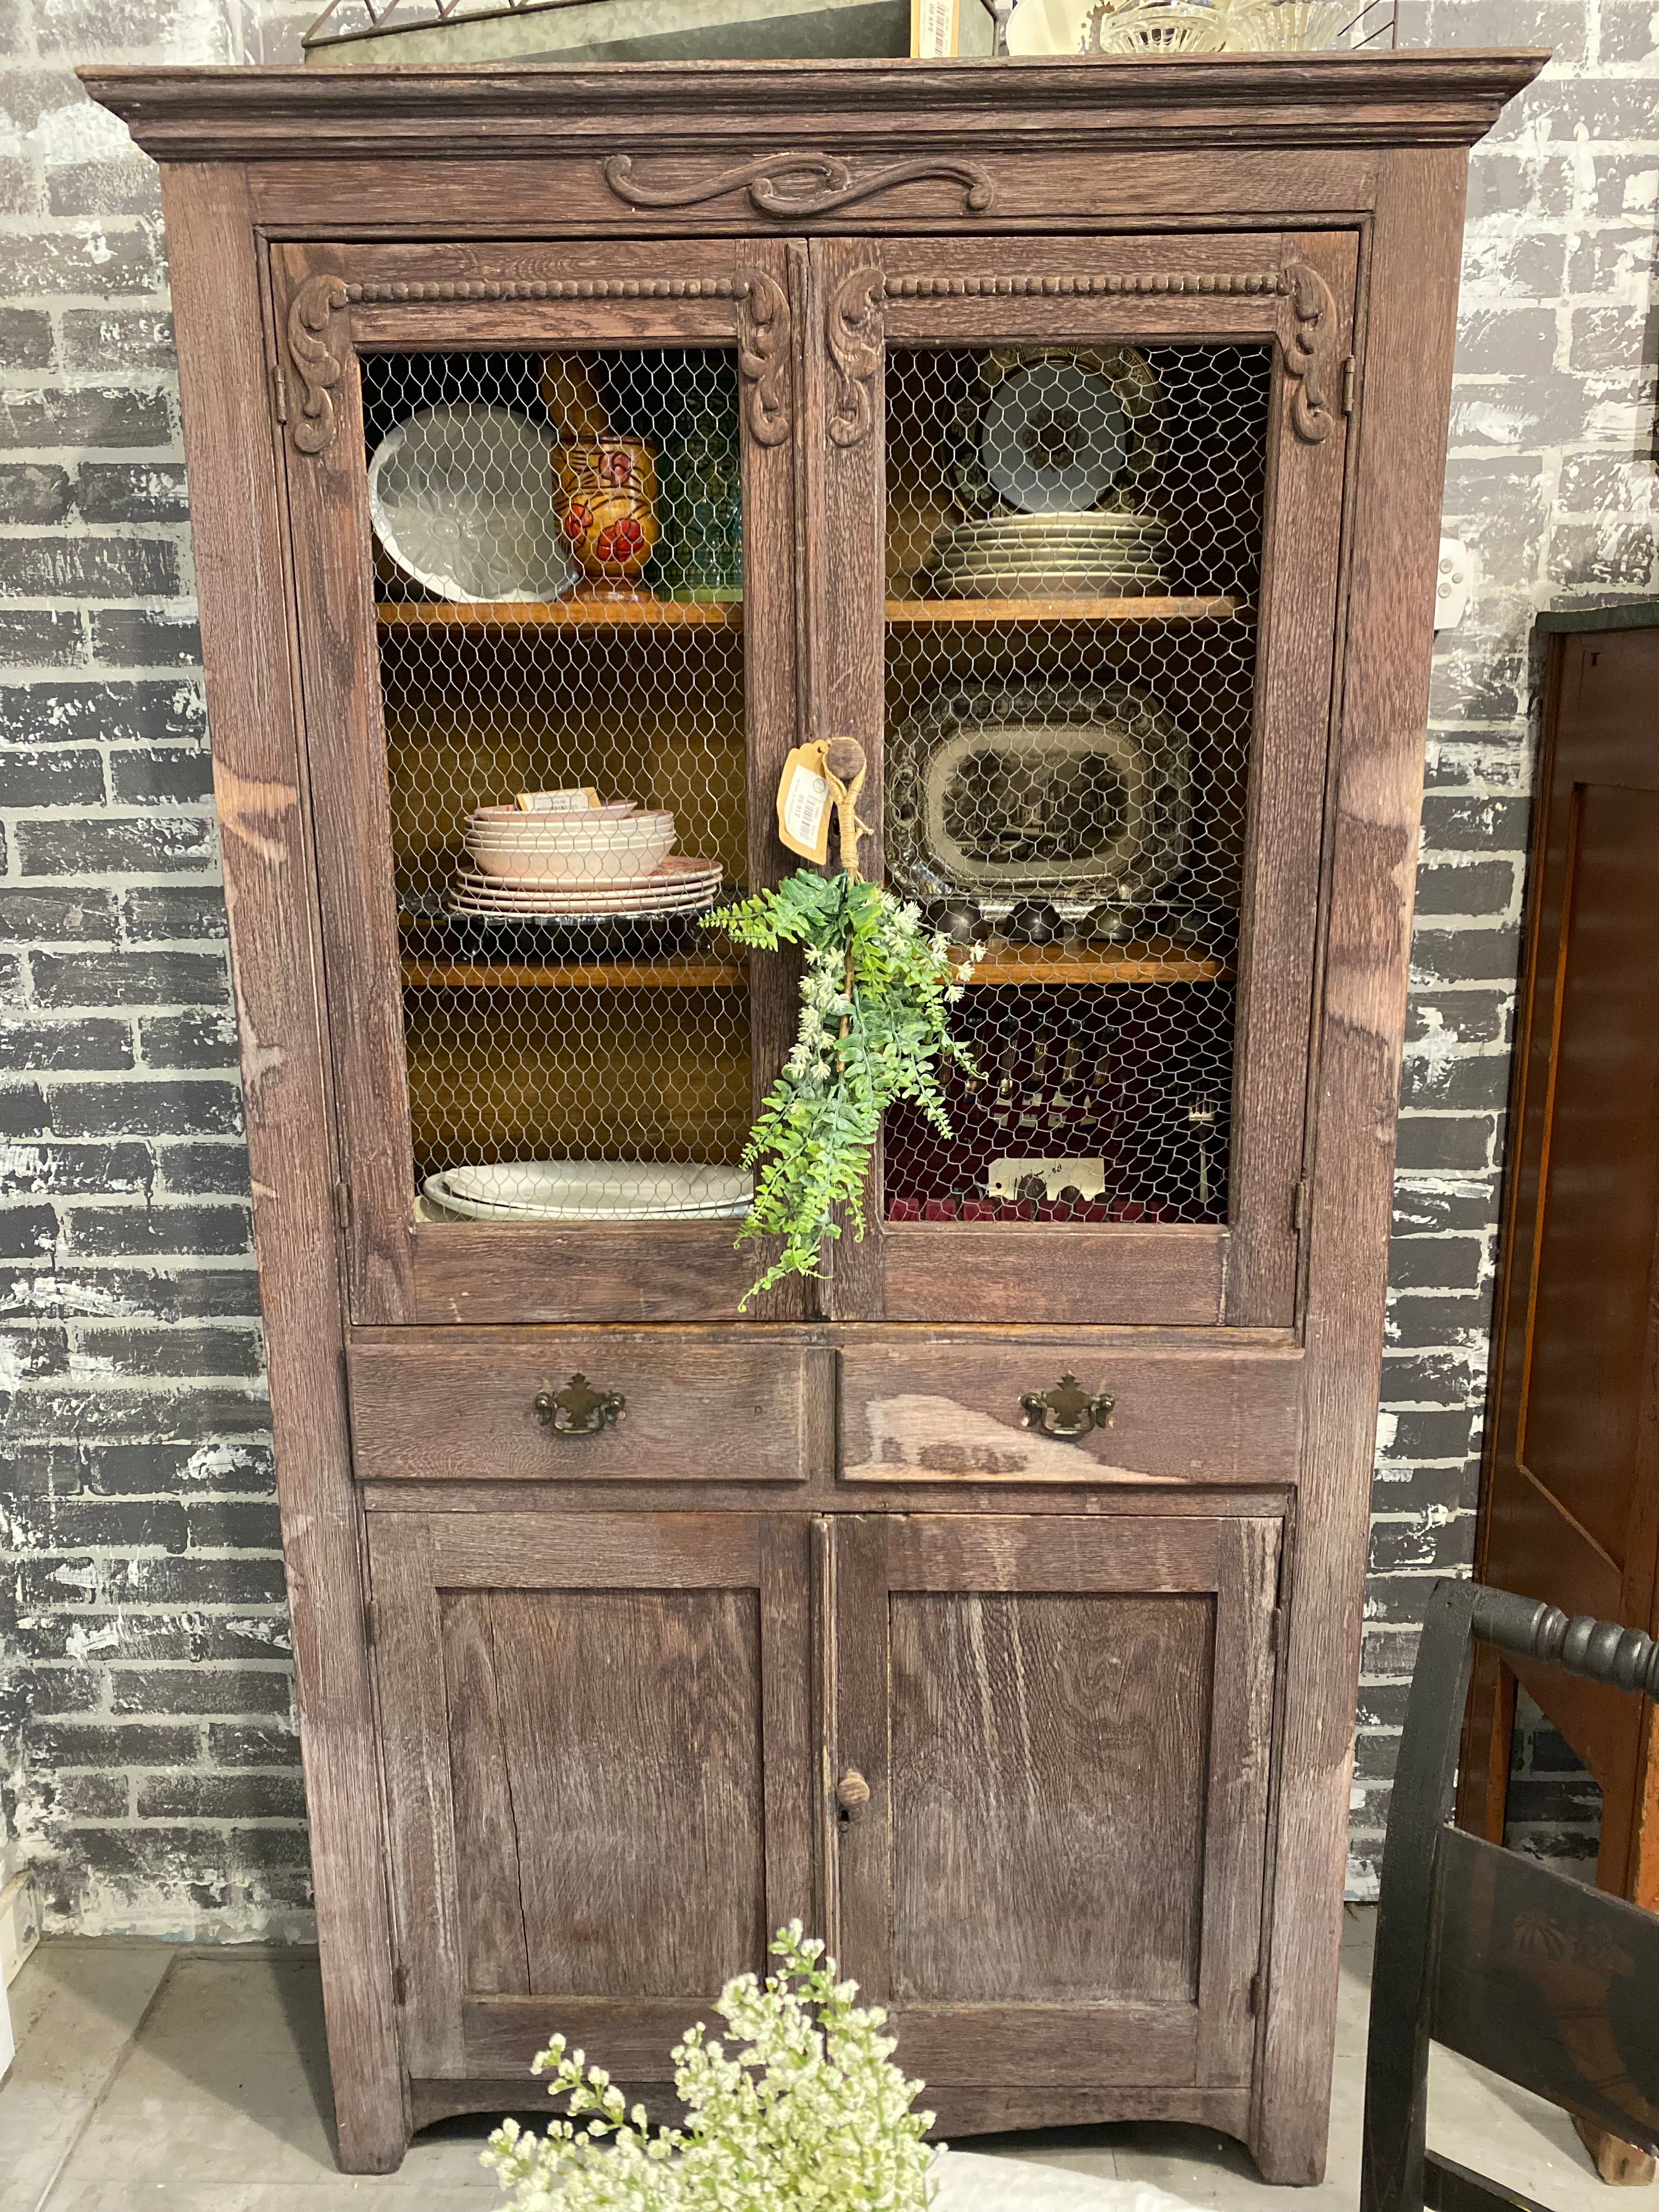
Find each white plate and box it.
[368,404,574,605]
[980,362,1132,516]
[455,856,720,890]
[424,1163,753,1221]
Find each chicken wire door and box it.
[272,241,802,1326]
[810,235,1358,1327]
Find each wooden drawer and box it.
[838,1335,1302,1487]
[347,1328,834,1483]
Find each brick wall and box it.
[3,0,1655,1938]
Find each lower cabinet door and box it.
[827,1513,1281,2115]
[368,1511,816,2091]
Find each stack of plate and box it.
[928,510,1168,600]
[447,851,725,919]
[465,803,676,884]
[423,1162,753,1222]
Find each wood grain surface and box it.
[347,1327,834,1483]
[883,1224,1229,1325]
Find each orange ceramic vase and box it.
[555,436,660,597]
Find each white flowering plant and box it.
[483,1922,939,2212]
[702,868,979,1300]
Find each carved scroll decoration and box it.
[827,264,885,451]
[285,273,351,456]
[602,150,996,219]
[1280,260,1339,444]
[280,273,745,455]
[736,268,792,447]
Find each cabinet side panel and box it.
[1252,146,1469,2187]
[158,162,406,2172]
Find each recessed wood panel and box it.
[890,1591,1212,2004]
[486,1587,766,1999]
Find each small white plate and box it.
[424,1162,753,1222]
[369,404,574,605]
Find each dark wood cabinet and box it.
[87,48,1541,2180]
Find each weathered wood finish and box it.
[86,51,1544,2176]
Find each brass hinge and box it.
[1291,1177,1310,1235]
[392,1962,408,2007]
[332,1180,352,1234]
[272,360,289,425]
[1341,356,1357,416]
[364,1599,380,1647]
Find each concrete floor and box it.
[0,1908,1629,2212]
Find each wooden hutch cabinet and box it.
[89,50,1538,2179]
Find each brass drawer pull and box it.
[534,1373,626,1436]
[1019,1373,1113,1441]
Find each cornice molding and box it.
[80,53,1548,167]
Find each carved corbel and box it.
[737,270,792,447]
[827,264,884,450]
[284,272,352,456]
[1281,261,1339,444]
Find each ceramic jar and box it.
[554,435,660,595]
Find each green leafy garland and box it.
[703,870,978,1301]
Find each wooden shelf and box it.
[888,595,1246,625]
[377,597,742,630]
[960,944,1233,986]
[403,954,746,990]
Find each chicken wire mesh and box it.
[882,342,1271,1226]
[363,346,755,1225]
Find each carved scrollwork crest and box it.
[285,272,352,456]
[827,264,884,452]
[602,150,995,219]
[1281,260,1339,444]
[737,269,792,448]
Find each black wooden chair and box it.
[1362,1581,1659,2212]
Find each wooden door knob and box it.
[835,1769,871,1812]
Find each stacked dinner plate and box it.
[447,851,725,920]
[422,1162,753,1222]
[928,509,1169,600]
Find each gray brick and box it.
[1356,1680,1412,1731]
[0,387,173,451]
[0,746,105,810]
[0,887,119,941]
[2,680,205,751]
[0,1021,133,1075]
[1362,1574,1455,1626]
[1455,226,1568,303]
[139,1009,236,1070]
[1598,0,1659,60]
[1568,304,1659,377]
[208,1720,299,1768]
[90,609,202,668]
[1411,927,1522,988]
[185,1500,282,1550]
[111,1669,291,1718]
[1379,1407,1477,1462]
[86,1440,272,1495]
[1505,1778,1602,1824]
[0,1262,261,1322]
[122,886,227,943]
[110,746,215,807]
[0,608,83,667]
[65,1203,250,1259]
[60,310,174,373]
[44,160,161,222]
[72,1555,285,1607]
[71,1323,263,1379]
[155,1141,251,1199]
[0,462,74,523]
[7,1494,188,1551]
[1404,990,1511,1048]
[0,307,54,369]
[1400,1052,1512,1112]
[0,1084,49,1137]
[41,1079,243,1141]
[1393,1114,1496,1173]
[1410,861,1515,918]
[1566,230,1659,300]
[1367,1515,1476,1575]
[0,1141,155,1198]
[0,1321,70,1377]
[0,226,167,299]
[1387,1235,1485,1292]
[0,535,183,601]
[1547,522,1657,589]
[47,1775,131,1819]
[0,1201,60,1257]
[1453,308,1558,380]
[26,1721,199,1769]
[32,949,229,1010]
[1386,1289,1493,1350]
[15,812,215,877]
[1421,0,1587,58]
[137,1773,305,1821]
[1557,449,1651,514]
[75,463,190,525]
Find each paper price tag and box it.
[777,744,832,864]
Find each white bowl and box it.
[368,404,575,605]
[467,830,677,881]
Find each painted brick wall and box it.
[3,0,1655,1938]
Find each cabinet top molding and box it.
[81,52,1546,167]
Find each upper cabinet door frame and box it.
[804,230,1358,1329]
[268,238,802,1328]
